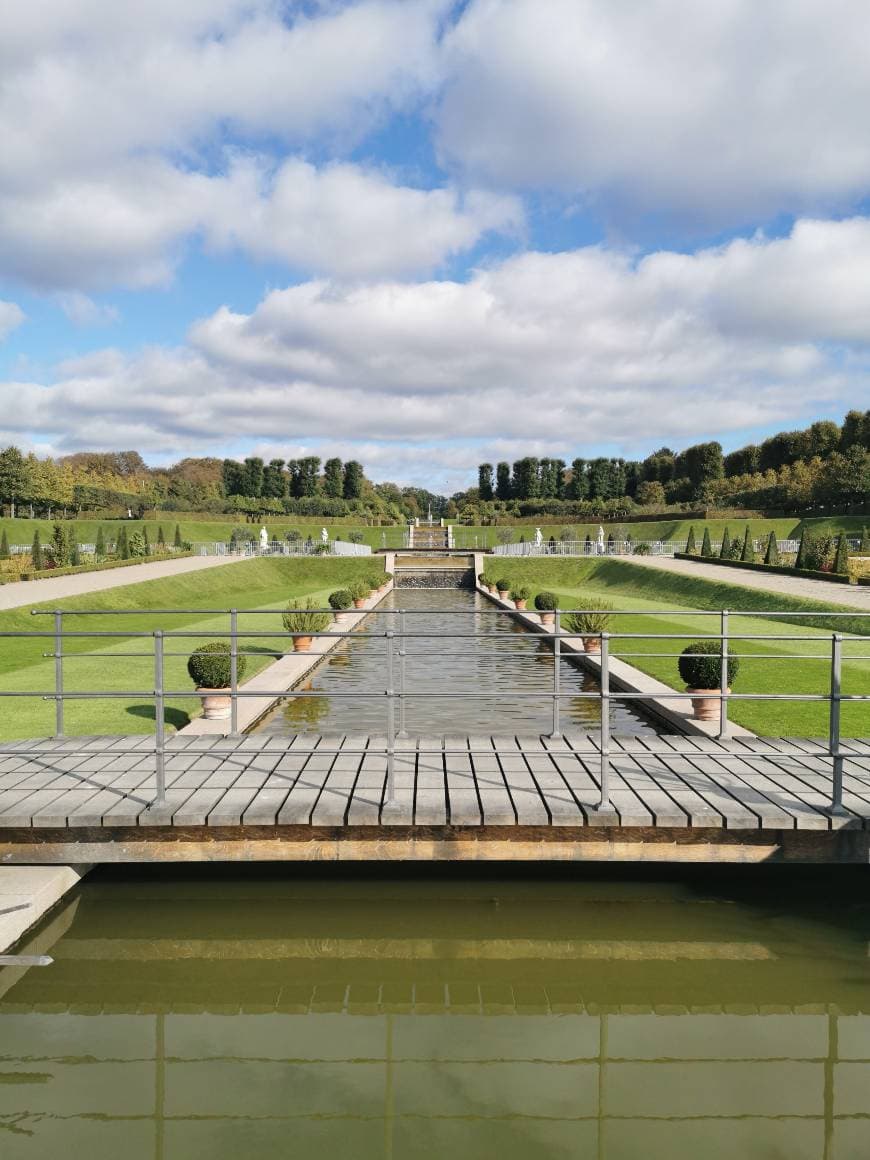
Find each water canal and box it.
[255,588,660,738]
[1,865,869,1158]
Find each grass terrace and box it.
[480,558,869,737]
[0,556,382,741]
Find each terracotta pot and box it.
[293,635,313,652]
[582,636,601,653]
[497,589,509,600]
[687,687,729,721]
[199,688,231,720]
[539,611,556,627]
[514,599,527,610]
[353,597,367,609]
[333,611,351,625]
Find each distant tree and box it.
[478,463,494,502]
[567,458,588,500]
[343,460,364,500]
[861,526,870,552]
[51,523,70,567]
[764,531,780,565]
[262,459,287,499]
[495,462,512,500]
[685,526,697,554]
[0,445,28,518]
[323,458,344,499]
[242,457,265,498]
[700,528,713,557]
[636,480,665,506]
[221,458,245,496]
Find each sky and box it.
[0,0,868,492]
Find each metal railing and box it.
[0,603,867,818]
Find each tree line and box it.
[473,410,869,512]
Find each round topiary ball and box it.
[534,591,559,610]
[678,641,739,690]
[187,641,247,689]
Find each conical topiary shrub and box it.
[31,529,43,570]
[0,529,9,560]
[795,530,807,569]
[833,533,849,575]
[719,527,732,559]
[764,530,780,565]
[685,526,697,554]
[740,527,754,562]
[700,528,713,557]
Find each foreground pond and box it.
[1,865,868,1159]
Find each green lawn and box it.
[0,515,405,550]
[0,556,381,740]
[454,515,866,548]
[480,558,869,737]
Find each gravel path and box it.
[0,553,248,611]
[622,554,870,611]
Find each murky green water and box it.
[256,588,661,737]
[1,866,869,1158]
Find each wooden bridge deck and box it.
[0,733,869,860]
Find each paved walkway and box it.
[0,553,247,611]
[622,554,870,611]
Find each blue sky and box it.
[0,0,867,489]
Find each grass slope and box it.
[0,556,381,740]
[481,558,869,736]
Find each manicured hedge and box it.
[674,552,853,584]
[2,551,194,583]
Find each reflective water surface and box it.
[1,867,869,1159]
[255,588,660,737]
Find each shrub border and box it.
[674,552,852,584]
[0,551,194,584]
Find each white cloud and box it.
[0,301,25,341]
[55,293,119,327]
[438,0,870,227]
[1,217,866,480]
[0,0,465,289]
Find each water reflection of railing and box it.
[1,605,868,815]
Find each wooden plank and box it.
[276,736,340,825]
[309,734,362,826]
[346,736,385,826]
[468,735,515,824]
[241,739,308,825]
[613,737,713,827]
[566,736,653,826]
[381,736,415,826]
[657,736,794,829]
[736,738,869,828]
[783,737,870,808]
[444,735,481,826]
[414,736,447,826]
[630,736,756,828]
[494,735,549,824]
[541,735,619,824]
[521,736,584,826]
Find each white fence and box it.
[490,538,814,558]
[193,539,372,557]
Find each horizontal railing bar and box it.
[5,689,868,702]
[2,745,868,761]
[5,630,870,641]
[30,607,870,617]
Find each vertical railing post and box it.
[153,630,166,807]
[229,608,239,736]
[718,608,730,739]
[385,628,396,808]
[829,633,844,813]
[598,633,611,809]
[550,608,561,738]
[397,611,408,739]
[53,610,64,738]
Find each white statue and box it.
[321,527,328,544]
[259,526,268,551]
[534,526,543,547]
[597,525,606,554]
